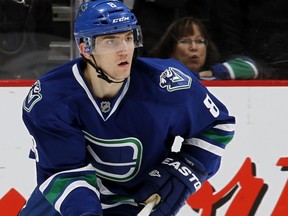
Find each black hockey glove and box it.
[135,152,208,216]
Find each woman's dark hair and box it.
[149,17,220,70]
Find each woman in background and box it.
[149,17,259,80]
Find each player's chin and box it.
[118,66,132,76]
[113,71,130,81]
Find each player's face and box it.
[171,24,207,72]
[93,31,135,82]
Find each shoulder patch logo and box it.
[159,67,192,92]
[23,80,42,113]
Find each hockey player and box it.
[20,0,235,215]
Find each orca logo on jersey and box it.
[83,131,143,182]
[23,80,42,113]
[159,67,192,92]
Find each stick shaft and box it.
[137,198,157,216]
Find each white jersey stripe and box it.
[213,123,235,132]
[223,62,235,79]
[39,164,95,193]
[55,180,100,213]
[183,138,224,156]
[101,199,137,210]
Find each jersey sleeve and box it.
[210,56,258,80]
[38,164,102,216]
[22,81,102,216]
[135,57,235,179]
[172,79,236,179]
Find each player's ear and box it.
[79,43,91,59]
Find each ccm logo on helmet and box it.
[112,16,130,23]
[162,157,202,190]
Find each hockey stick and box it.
[137,197,158,216]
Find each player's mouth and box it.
[118,61,129,67]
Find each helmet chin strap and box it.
[81,54,126,84]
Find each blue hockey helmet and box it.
[74,0,143,55]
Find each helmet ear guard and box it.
[82,36,94,55]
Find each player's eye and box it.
[125,36,134,42]
[104,39,117,46]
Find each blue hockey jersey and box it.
[22,57,235,215]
